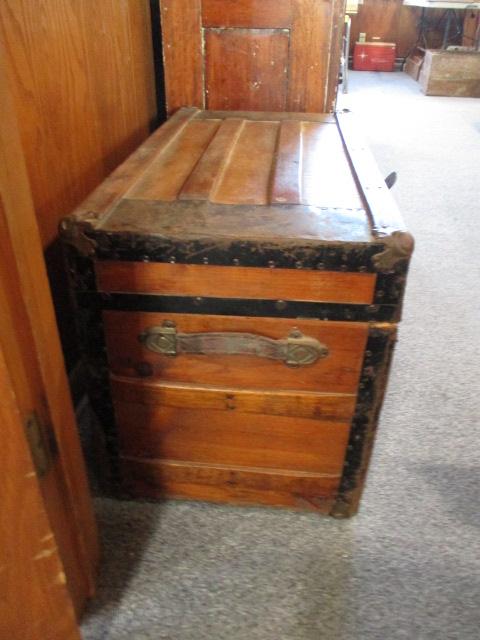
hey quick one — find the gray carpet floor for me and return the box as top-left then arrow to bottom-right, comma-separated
81,72 -> 480,640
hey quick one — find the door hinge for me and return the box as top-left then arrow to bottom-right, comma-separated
24,411 -> 57,478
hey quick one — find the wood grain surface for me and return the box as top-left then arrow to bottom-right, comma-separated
210,120 -> 280,204
0,43 -> 98,613
128,119 -> 221,201
111,376 -> 357,421
159,0 -> 343,114
160,0 -> 204,113
287,0 -> 335,112
104,311 -> 368,394
121,114 -> 364,210
205,29 -> 290,111
0,345 -> 81,640
202,0 -> 293,28
0,0 -> 156,248
96,261 -> 376,304
115,402 -> 350,474
121,457 -> 339,511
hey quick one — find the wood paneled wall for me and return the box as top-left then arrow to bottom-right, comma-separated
0,0 -> 157,249
349,0 -> 446,58
0,0 -> 157,367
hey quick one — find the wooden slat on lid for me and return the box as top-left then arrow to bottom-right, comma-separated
301,122 -> 363,209
179,118 -> 245,201
128,119 -> 221,201
211,120 -> 279,205
271,120 -> 302,205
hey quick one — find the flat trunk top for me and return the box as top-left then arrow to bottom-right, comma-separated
71,108 -> 407,246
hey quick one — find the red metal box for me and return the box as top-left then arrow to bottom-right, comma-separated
353,42 -> 396,72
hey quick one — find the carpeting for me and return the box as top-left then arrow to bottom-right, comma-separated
81,72 -> 480,640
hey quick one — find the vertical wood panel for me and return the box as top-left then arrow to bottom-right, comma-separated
0,344 -> 81,640
160,0 -> 204,114
0,36 -> 98,613
205,29 -> 290,111
287,0 -> 334,112
0,0 -> 156,249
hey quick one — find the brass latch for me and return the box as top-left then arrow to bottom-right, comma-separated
24,411 -> 56,478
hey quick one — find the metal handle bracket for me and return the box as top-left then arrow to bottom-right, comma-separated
139,322 -> 328,368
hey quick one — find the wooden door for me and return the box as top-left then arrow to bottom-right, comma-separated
0,36 -> 98,621
0,345 -> 82,640
160,0 -> 345,114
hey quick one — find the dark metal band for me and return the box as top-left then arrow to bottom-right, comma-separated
91,232 -> 383,272
330,326 -> 397,517
76,291 -> 399,323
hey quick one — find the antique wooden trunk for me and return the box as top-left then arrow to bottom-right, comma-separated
61,107 -> 414,517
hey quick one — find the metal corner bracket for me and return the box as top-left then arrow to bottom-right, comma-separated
59,216 -> 97,257
372,230 -> 415,272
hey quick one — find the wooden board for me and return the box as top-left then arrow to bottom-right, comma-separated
0,345 -> 81,640
287,0 -> 335,112
119,113 -> 364,211
111,376 -> 357,421
103,311 -> 368,394
121,457 -> 339,511
205,29 -> 290,111
202,0 -> 294,28
160,0 -> 204,112
115,401 -> 350,474
0,42 -> 98,613
96,261 -> 376,305
159,0 -> 344,114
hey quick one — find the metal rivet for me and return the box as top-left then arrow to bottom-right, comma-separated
275,300 -> 287,311
169,256 -> 176,264
376,290 -> 385,298
358,266 -> 367,272
135,362 -> 153,378
365,350 -> 372,357
295,261 -> 303,269
367,305 -> 379,313
194,297 -> 203,306
340,265 -> 348,272
268,260 -> 275,268
316,262 -> 325,270
203,257 -> 209,265
142,255 -> 150,263
232,258 -> 240,266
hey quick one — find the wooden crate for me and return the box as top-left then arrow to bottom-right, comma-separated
419,49 -> 480,97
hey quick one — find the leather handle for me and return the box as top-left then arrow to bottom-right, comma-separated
139,322 -> 328,368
